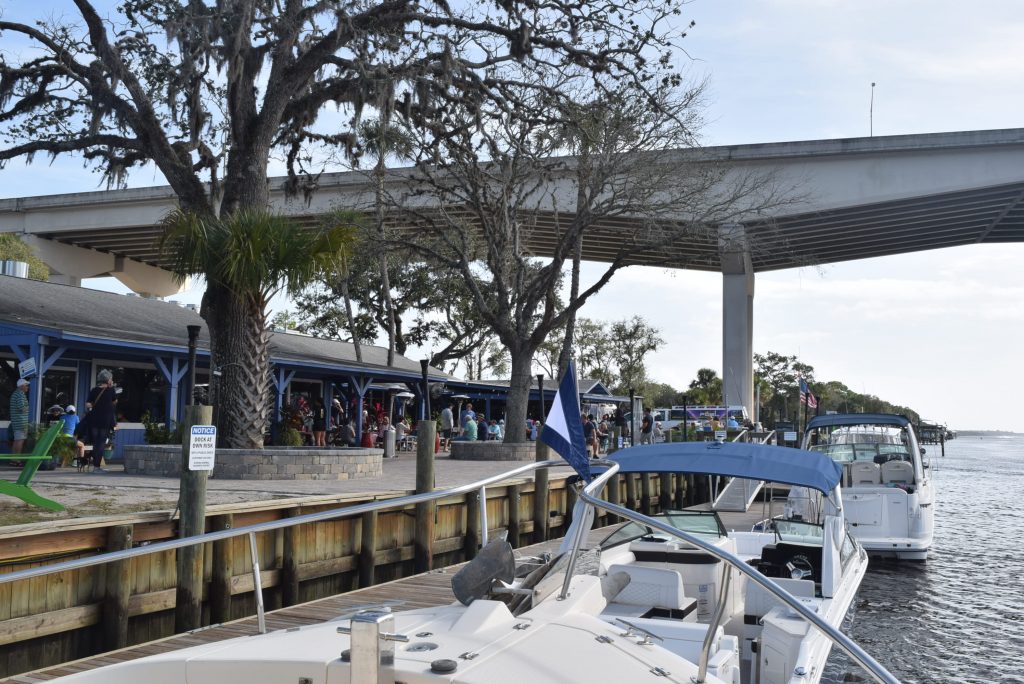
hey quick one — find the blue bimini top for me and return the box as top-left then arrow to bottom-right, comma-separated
805,413 -> 911,430
607,440 -> 843,494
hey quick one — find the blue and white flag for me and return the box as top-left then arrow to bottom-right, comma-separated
540,361 -> 590,482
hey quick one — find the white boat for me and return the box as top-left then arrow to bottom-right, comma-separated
801,414 -> 935,561
37,442 -> 894,684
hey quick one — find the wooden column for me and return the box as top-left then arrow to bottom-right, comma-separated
507,484 -> 522,548
532,440 -> 551,543
359,510 -> 378,588
414,419 -> 436,573
464,491 -> 481,560
210,514 -> 233,623
281,509 -> 301,607
103,525 -> 132,650
676,473 -> 687,509
175,404 -> 213,633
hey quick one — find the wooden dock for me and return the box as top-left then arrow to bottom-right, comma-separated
1,500 -> 784,683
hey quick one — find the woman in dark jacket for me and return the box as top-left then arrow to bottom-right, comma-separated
84,369 -> 117,472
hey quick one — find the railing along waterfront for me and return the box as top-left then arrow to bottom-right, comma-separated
0,459 -> 568,634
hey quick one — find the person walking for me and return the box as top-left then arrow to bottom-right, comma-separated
83,370 -> 117,472
640,407 -> 655,445
8,378 -> 30,454
440,403 -> 454,452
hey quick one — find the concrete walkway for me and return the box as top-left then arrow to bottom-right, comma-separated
1,451 -> 574,525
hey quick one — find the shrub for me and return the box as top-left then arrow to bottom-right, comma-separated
274,425 -> 304,447
141,412 -> 183,445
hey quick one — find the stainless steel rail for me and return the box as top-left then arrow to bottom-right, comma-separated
565,459 -> 899,684
0,459 -> 568,587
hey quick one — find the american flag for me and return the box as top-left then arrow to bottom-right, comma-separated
807,390 -> 818,410
799,378 -> 809,405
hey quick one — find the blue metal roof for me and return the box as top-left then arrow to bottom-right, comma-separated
608,441 -> 843,494
805,413 -> 911,429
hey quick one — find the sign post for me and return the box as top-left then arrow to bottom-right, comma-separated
176,325 -> 213,632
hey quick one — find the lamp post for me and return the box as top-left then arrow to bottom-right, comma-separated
682,394 -> 689,442
414,358 -> 435,572
536,374 -> 545,417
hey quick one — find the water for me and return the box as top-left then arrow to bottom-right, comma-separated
824,435 -> 1024,684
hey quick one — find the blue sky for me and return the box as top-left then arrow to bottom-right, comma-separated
2,1 -> 1023,430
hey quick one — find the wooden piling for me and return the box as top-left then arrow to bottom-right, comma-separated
175,404 -> 213,633
209,514 -> 233,623
359,510 -> 378,588
281,509 -> 301,607
507,484 -> 522,547
464,491 -> 481,560
641,474 -> 653,515
532,440 -> 552,543
625,473 -> 637,511
102,525 -> 132,650
659,473 -> 673,511
607,474 -> 621,524
414,420 -> 437,573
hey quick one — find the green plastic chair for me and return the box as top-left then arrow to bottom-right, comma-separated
0,421 -> 66,512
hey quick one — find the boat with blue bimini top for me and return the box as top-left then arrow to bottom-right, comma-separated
801,414 -> 935,561
19,442 -> 895,684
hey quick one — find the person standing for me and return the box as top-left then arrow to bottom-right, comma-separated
311,397 -> 327,447
440,403 -> 454,452
640,407 -> 655,445
8,378 -> 30,454
84,370 -> 117,472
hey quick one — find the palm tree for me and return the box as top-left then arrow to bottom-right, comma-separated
358,119 -> 414,367
161,209 -> 358,449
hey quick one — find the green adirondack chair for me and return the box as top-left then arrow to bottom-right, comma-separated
0,421 -> 66,512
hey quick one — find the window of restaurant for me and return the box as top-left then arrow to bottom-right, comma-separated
41,368 -> 77,413
93,362 -> 169,423
0,358 -> 17,421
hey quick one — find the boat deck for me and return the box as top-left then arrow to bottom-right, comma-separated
1,502 -> 784,683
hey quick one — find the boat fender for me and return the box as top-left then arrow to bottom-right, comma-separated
431,659 -> 458,674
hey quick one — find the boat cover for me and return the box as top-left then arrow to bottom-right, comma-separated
805,413 -> 911,429
607,441 -> 842,494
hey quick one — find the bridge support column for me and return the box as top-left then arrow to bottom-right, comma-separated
720,224 -> 754,415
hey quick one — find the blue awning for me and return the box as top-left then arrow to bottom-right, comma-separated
806,413 -> 910,430
607,441 -> 843,494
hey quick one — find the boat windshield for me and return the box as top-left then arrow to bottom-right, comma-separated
598,510 -> 726,550
773,519 -> 825,545
812,443 -> 912,464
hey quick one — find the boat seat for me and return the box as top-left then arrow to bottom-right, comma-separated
605,564 -> 689,611
881,460 -> 914,484
850,462 -> 881,485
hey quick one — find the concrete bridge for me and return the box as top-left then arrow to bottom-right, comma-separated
3,128 -> 1024,412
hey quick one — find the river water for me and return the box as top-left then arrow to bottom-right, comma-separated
824,435 -> 1024,684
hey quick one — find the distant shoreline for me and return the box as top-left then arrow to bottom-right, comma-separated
957,430 -> 1021,437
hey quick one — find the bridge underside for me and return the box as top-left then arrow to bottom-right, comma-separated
27,180 -> 1024,273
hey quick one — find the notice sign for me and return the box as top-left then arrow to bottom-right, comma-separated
188,425 -> 217,471
783,431 -> 798,443
714,430 -> 727,440
17,357 -> 37,378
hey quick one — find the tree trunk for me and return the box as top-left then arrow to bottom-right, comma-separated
375,163 -> 398,367
556,233 -> 584,378
210,291 -> 271,449
502,347 -> 534,444
339,276 -> 363,363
